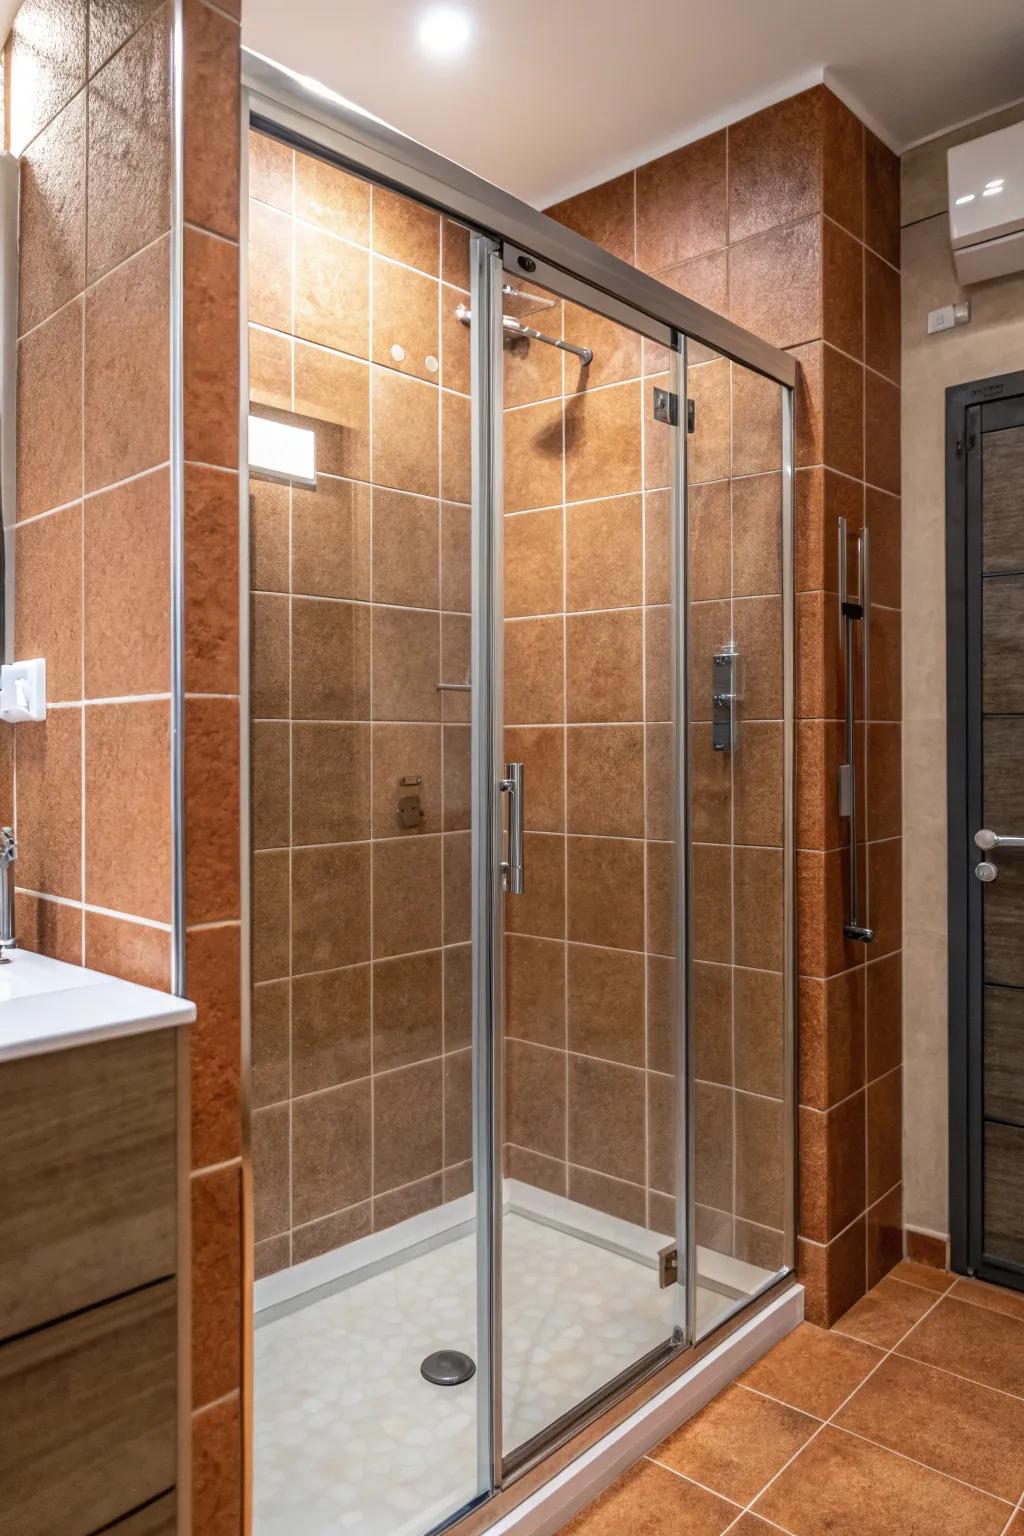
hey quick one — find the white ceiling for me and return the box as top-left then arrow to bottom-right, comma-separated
242,0 -> 1024,207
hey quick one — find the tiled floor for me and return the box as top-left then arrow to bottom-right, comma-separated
559,1263 -> 1024,1535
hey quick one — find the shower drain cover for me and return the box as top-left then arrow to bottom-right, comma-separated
421,1349 -> 476,1387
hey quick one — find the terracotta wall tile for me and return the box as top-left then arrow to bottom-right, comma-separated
866,951 -> 902,1082
18,92 -> 87,334
189,924 -> 242,1168
293,1079 -> 372,1218
9,0 -> 87,153
822,217 -> 863,359
728,88 -> 823,243
569,1056 -> 645,1185
729,216 -> 822,349
372,257 -> 439,381
185,465 -> 240,693
248,203 -> 292,333
86,7 -> 171,283
84,467 -> 170,698
84,909 -> 171,989
295,223 -> 369,357
16,710 -> 83,900
798,968 -> 866,1111
866,1182 -> 902,1286
15,503 -> 82,702
17,298 -> 83,520
864,252 -> 901,383
505,507 -> 563,617
191,1392 -> 242,1536
867,1066 -> 902,1204
372,187 -> 439,275
191,1162 -> 242,1408
183,0 -> 241,240
506,1038 -> 566,1161
85,700 -> 172,921
822,344 -> 864,479
864,131 -> 901,267
16,891 -> 83,964
373,1061 -> 443,1191
184,226 -> 239,469
636,132 -> 727,270
250,129 -> 293,213
292,966 -> 370,1094
865,371 -> 901,495
822,89 -> 865,240
547,172 -> 635,265
185,696 -> 240,925
84,236 -> 170,493
295,151 -> 368,241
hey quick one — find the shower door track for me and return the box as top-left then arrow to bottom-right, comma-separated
240,48 -> 797,1536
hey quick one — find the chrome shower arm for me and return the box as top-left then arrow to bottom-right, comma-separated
455,303 -> 593,366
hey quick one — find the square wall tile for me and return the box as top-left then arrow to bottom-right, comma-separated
292,476 -> 370,601
372,368 -> 439,496
292,966 -> 371,1095
729,216 -> 821,351
85,237 -> 169,493
18,92 -> 86,335
293,343 -> 370,481
295,150 -> 369,242
292,1079 -> 372,1223
16,711 -> 83,900
85,700 -> 172,922
84,466 -> 169,698
292,842 -> 370,973
636,131 -> 727,269
728,87 -> 823,244
185,464 -> 240,695
15,502 -> 82,703
87,7 -> 171,283
372,257 -> 439,382
83,910 -> 171,988
292,722 -> 371,844
294,222 -> 369,357
188,923 -> 241,1169
184,226 -> 239,470
184,696 -> 240,925
372,187 -> 439,275
191,1163 -> 241,1407
569,1056 -> 645,1185
565,381 -> 642,502
183,0 -> 241,242
506,1038 -> 566,1161
547,172 -> 635,266
18,298 -> 83,520
374,1060 -> 444,1192
248,203 -> 292,333
9,0 -> 87,153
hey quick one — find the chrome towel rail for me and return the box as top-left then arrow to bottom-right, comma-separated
838,516 -> 874,944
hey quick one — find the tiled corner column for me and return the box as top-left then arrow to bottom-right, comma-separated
179,1 -> 245,1530
550,85 -> 904,1325
7,0 -> 245,1526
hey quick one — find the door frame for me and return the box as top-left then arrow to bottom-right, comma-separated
946,367 -> 1024,1285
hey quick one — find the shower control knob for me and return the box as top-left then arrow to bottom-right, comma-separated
975,860 -> 998,883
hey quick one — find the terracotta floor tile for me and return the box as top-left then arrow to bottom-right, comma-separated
896,1296 -> 1024,1399
740,1323 -> 883,1419
884,1260 -> 954,1295
835,1353 -> 1024,1502
557,1459 -> 738,1535
653,1384 -> 817,1505
949,1276 -> 1024,1323
754,1426 -> 1011,1536
728,1518 -> 792,1535
832,1276 -> 938,1350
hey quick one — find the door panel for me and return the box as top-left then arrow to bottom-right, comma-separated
982,576 -> 1024,713
981,426 -> 1024,571
497,265 -> 685,1465
983,986 -> 1024,1127
985,1122 -> 1024,1266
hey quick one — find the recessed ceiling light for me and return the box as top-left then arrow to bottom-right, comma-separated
418,5 -> 472,58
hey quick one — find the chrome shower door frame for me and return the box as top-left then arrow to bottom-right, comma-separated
240,49 -> 798,1536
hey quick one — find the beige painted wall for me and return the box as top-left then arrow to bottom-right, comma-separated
901,103 -> 1024,1239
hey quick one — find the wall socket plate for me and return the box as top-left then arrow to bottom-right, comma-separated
0,658 -> 46,722
927,300 -> 971,335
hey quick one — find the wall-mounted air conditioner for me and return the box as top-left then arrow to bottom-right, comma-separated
948,119 -> 1024,285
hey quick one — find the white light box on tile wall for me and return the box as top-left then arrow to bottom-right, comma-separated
248,415 -> 316,487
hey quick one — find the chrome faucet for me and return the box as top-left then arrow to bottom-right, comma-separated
0,827 -> 16,960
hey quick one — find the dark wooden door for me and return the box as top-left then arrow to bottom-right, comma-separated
950,374 -> 1024,1289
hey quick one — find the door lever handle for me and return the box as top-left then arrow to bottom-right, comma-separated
975,829 -> 1024,851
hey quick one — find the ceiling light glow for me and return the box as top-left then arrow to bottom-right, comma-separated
418,5 -> 472,58
985,178 -> 1004,188
955,193 -> 975,205
983,185 -> 1003,197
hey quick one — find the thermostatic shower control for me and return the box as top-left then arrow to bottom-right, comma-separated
712,647 -> 738,753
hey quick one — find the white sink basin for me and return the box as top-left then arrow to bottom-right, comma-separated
0,949 -> 194,1062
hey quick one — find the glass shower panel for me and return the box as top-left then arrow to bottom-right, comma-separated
498,275 -> 684,1458
686,342 -> 789,1339
247,130 -> 487,1535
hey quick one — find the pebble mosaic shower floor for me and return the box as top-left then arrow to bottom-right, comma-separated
254,1212 -> 738,1535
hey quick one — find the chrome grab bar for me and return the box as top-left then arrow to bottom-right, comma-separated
501,763 -> 524,895
838,517 -> 874,943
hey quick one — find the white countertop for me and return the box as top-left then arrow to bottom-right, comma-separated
0,949 -> 195,1063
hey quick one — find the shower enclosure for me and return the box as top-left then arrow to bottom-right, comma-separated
244,51 -> 796,1536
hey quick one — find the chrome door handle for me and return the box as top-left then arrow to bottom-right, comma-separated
975,829 -> 1024,851
501,763 -> 524,894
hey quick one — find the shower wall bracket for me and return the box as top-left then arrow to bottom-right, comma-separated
712,647 -> 738,753
838,516 -> 874,944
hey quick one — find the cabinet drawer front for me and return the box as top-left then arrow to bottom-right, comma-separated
0,1280 -> 177,1536
0,1031 -> 177,1338
107,1492 -> 177,1534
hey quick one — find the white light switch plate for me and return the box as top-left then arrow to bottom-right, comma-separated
0,657 -> 46,722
